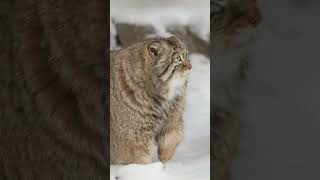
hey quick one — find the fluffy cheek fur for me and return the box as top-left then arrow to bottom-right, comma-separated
166,69 -> 191,100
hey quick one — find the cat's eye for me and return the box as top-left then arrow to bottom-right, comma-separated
173,53 -> 182,64
177,57 -> 182,64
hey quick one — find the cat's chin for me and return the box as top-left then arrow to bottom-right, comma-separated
166,74 -> 188,101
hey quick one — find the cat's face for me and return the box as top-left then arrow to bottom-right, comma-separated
145,36 -> 192,99
146,37 -> 192,82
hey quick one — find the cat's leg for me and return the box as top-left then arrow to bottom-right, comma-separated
156,116 -> 183,163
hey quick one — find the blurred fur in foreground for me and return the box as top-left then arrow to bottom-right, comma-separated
211,0 -> 263,179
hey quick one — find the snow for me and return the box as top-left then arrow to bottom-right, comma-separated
110,53 -> 210,180
231,1 -> 320,180
110,0 -> 210,42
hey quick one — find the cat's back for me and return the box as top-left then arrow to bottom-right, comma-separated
110,50 -> 120,64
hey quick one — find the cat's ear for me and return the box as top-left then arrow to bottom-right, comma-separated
148,41 -> 162,56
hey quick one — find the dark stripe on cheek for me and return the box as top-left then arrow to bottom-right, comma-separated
167,64 -> 180,80
169,65 -> 178,78
160,62 -> 172,77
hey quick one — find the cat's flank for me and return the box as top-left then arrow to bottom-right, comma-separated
110,37 -> 192,165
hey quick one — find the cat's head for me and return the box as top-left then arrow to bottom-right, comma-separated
145,36 -> 192,82
144,36 -> 192,99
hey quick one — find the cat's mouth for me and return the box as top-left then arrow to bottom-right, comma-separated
172,61 -> 192,79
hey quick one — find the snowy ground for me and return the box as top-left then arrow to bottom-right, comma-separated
232,0 -> 320,180
110,1 -> 210,180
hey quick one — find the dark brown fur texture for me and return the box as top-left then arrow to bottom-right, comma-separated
110,37 -> 192,164
212,0 -> 263,50
211,0 -> 262,179
0,0 -> 108,179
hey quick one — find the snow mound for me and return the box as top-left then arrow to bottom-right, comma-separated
110,0 -> 210,42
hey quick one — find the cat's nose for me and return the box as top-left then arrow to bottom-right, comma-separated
183,61 -> 192,70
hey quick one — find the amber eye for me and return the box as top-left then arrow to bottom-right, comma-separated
177,56 -> 182,63
173,53 -> 182,64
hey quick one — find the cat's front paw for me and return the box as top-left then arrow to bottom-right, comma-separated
158,147 -> 176,163
157,128 -> 183,163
